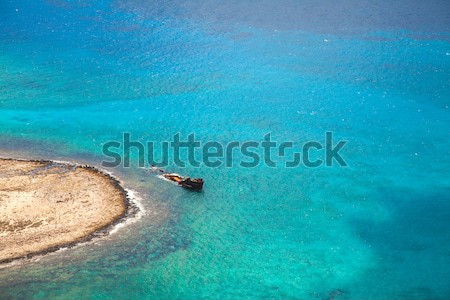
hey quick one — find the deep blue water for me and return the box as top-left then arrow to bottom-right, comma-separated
0,1 -> 449,299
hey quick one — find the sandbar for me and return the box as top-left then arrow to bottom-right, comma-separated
0,158 -> 130,264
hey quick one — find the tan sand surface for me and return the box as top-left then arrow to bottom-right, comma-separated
0,158 -> 128,263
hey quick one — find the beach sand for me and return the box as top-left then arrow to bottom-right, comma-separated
0,158 -> 129,264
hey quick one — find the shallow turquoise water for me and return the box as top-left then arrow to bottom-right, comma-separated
0,1 -> 449,299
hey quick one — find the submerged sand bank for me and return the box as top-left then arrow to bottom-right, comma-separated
0,158 -> 130,264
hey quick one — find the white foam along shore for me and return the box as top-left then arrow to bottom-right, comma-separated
0,158 -> 145,266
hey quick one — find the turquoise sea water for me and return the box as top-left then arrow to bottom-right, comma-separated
1,1 -> 449,299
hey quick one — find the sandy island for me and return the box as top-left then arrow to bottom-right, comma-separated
0,158 -> 130,264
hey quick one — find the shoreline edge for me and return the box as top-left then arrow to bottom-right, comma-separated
0,157 -> 143,266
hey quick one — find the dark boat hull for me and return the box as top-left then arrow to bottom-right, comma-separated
180,179 -> 204,191
162,173 -> 204,191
